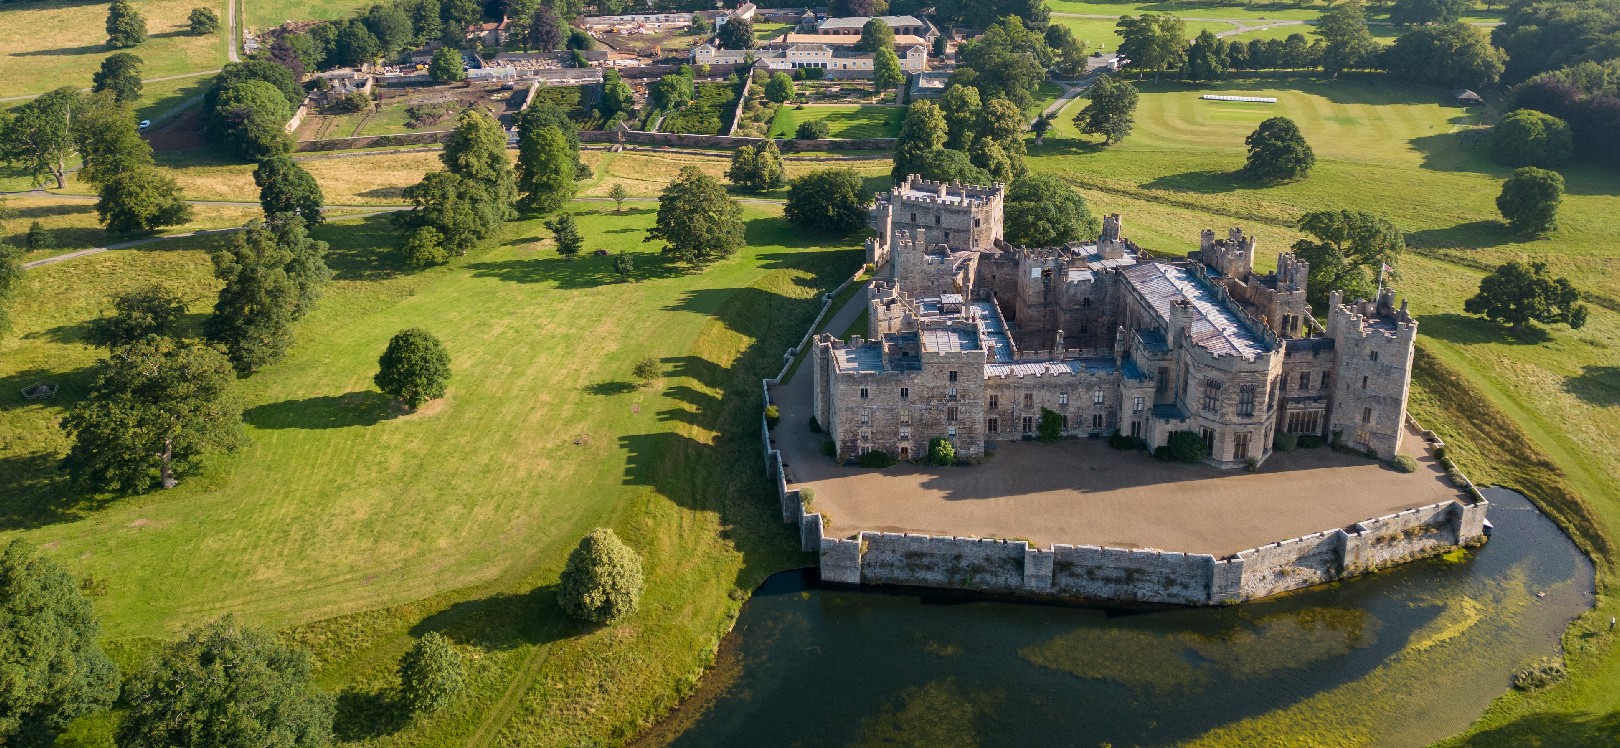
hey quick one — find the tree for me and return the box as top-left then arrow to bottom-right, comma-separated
969,137 -> 1014,182
269,213 -> 332,319
1117,13 -> 1187,80
1383,23 -> 1504,91
1491,109 -> 1574,168
548,212 -> 583,258
952,16 -> 1050,107
784,168 -> 870,234
334,20 -> 381,67
106,0 -> 147,49
726,139 -> 785,191
398,633 -> 465,715
764,71 -> 795,103
398,172 -> 503,255
598,69 -> 634,119
25,221 -> 50,251
1290,210 -> 1405,308
1242,116 -> 1315,183
188,6 -> 219,34
73,92 -> 154,185
632,355 -> 659,382
913,148 -> 992,184
442,108 -> 517,215
1184,29 -> 1228,82
62,336 -> 245,492
210,80 -> 294,160
363,3 -> 416,56
88,284 -> 189,348
649,69 -> 694,110
927,437 -> 956,466
1497,166 -> 1565,235
429,45 -> 466,82
939,83 -> 983,151
557,528 -> 645,624
204,216 -> 328,375
118,617 -> 333,748
646,167 -> 745,266
96,168 -> 193,234
1031,113 -> 1052,144
0,540 -> 119,747
1045,23 -> 1089,78
1004,173 -> 1098,247
401,225 -> 449,269
796,119 -> 831,139
1464,260 -> 1588,332
1315,0 -> 1377,76
1493,0 -> 1620,83
375,328 -> 451,408
254,156 -> 325,226
1074,75 -> 1138,144
858,17 -> 896,54
515,124 -> 575,214
891,99 -> 947,181
93,52 -> 144,103
521,4 -> 565,51
716,15 -> 755,50
608,183 -> 628,212
873,46 -> 905,94
614,251 -> 633,278
1,88 -> 80,189
1389,0 -> 1468,26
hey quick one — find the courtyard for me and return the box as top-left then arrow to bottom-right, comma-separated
772,365 -> 1466,556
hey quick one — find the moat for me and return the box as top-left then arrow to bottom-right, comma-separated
660,489 -> 1590,747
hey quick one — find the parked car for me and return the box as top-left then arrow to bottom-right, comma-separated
138,119 -> 151,130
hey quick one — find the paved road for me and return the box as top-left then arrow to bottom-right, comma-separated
227,0 -> 241,63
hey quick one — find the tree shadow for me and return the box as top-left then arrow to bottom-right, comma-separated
1458,709 -> 1620,748
332,687 -> 409,742
410,584 -> 572,651
1405,221 -> 1516,250
1564,366 -> 1620,406
1409,128 -> 1502,176
1418,313 -> 1553,346
583,380 -> 637,396
466,251 -> 687,288
354,187 -> 406,200
243,391 -> 392,430
12,43 -> 105,57
1141,169 -> 1249,195
311,213 -> 405,281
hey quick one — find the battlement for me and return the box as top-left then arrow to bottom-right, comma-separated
886,174 -> 1006,207
1327,288 -> 1418,343
1198,226 -> 1257,281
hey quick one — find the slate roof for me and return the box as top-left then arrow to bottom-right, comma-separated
1122,263 -> 1270,360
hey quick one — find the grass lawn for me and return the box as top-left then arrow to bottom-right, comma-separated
753,21 -> 792,41
0,0 -> 229,99
1030,73 -> 1620,745
1050,16 -> 1234,51
245,0 -> 373,29
766,105 -> 904,139
0,202 -> 860,745
579,150 -> 894,199
2,195 -> 261,262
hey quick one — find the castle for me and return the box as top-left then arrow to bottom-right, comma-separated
811,176 -> 1418,468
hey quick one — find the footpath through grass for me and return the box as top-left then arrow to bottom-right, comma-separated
0,202 -> 858,745
1031,73 -> 1620,746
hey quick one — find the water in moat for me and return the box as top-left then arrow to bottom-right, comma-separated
662,489 -> 1591,748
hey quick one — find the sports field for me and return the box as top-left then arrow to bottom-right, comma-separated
1036,75 -> 1620,745
767,105 -> 905,139
0,0 -> 228,100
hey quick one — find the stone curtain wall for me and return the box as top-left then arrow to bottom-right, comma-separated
581,128 -> 897,151
296,130 -> 453,152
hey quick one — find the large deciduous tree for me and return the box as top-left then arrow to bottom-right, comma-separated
873,46 -> 905,94
205,216 -> 329,375
105,0 -> 147,49
763,71 -> 795,103
1315,0 -> 1377,76
118,617 -> 333,748
398,632 -> 465,715
375,328 -> 451,408
254,156 -> 326,226
397,172 -> 503,255
858,17 -> 895,54
1,88 -> 81,189
1383,23 -> 1504,91
1117,13 -> 1187,81
93,52 -> 144,103
188,6 -> 219,34
913,148 -> 992,184
210,80 -> 295,160
646,166 -> 745,266
557,528 -> 645,624
1389,0 -> 1469,26
62,336 -> 245,492
784,168 -> 871,234
1289,210 -> 1405,308
1074,75 -> 1139,145
0,540 -> 119,747
726,139 -> 785,191
891,99 -> 947,182
88,284 -> 190,348
716,14 -> 755,50
1004,174 -> 1099,248
598,69 -> 635,119
1497,166 -> 1565,235
1464,260 -> 1588,332
1183,29 -> 1228,82
73,92 -> 155,185
951,16 -> 1050,107
1490,109 -> 1574,168
429,45 -> 466,82
1242,116 -> 1315,183
96,168 -> 193,234
515,124 -> 575,214
442,108 -> 517,216
1045,23 -> 1089,78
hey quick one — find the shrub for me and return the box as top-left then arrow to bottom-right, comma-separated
1364,447 -> 1379,459
632,356 -> 660,382
1159,431 -> 1208,463
764,404 -> 780,428
1037,408 -> 1063,442
1447,467 -> 1469,487
1108,431 -> 1144,451
1297,434 -> 1325,449
1433,445 -> 1448,463
807,415 -> 822,433
926,437 -> 956,466
1391,454 -> 1419,473
820,439 -> 836,458
557,528 -> 645,624
1512,658 -> 1567,691
799,487 -> 816,507
1245,457 -> 1259,472
398,632 -> 464,715
796,119 -> 831,139
1273,431 -> 1298,452
857,450 -> 896,468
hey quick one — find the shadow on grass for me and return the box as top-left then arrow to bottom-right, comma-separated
354,187 -> 406,200
1405,221 -> 1516,250
333,687 -> 410,742
243,391 -> 392,430
311,213 -> 405,281
1565,366 -> 1620,406
1141,169 -> 1250,194
411,584 -> 570,651
583,380 -> 638,396
1418,313 -> 1553,346
1457,709 -> 1620,748
466,251 -> 686,288
11,43 -> 105,57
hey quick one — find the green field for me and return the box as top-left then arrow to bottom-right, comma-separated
246,0 -> 373,29
1050,16 -> 1233,51
767,105 -> 904,139
0,200 -> 854,744
1047,0 -> 1505,25
1036,75 -> 1620,744
0,0 -> 229,100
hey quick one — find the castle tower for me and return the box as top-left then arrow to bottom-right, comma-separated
883,174 -> 1005,253
1324,288 -> 1417,459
